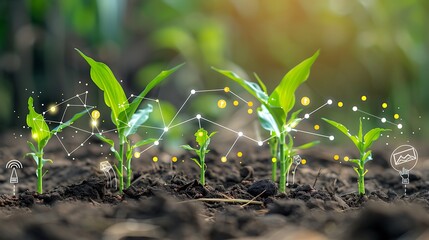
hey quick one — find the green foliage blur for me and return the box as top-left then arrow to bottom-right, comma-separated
0,0 -> 427,139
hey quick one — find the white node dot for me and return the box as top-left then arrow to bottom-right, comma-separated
286,127 -> 292,132
352,106 -> 358,112
381,118 -> 387,123
304,114 -> 310,119
131,94 -> 134,97
164,127 -> 169,132
327,99 -> 333,105
238,132 -> 243,137
154,141 -> 160,145
329,136 -> 335,141
191,90 -> 196,94
68,154 -> 71,156
196,114 -> 202,119
258,141 -> 263,146
398,124 -> 403,129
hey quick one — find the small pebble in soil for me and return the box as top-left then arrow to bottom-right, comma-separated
239,166 -> 254,180
247,179 -> 277,198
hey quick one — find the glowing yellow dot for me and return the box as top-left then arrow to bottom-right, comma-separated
301,159 -> 307,165
333,155 -> 339,161
233,100 -> 239,106
382,102 -> 388,109
32,133 -> 38,140
237,152 -> 243,157
134,152 -> 141,158
247,109 -> 253,114
301,97 -> 310,106
394,113 -> 400,119
361,96 -> 367,101
344,156 -> 349,161
272,157 -> 277,163
224,87 -> 230,93
217,99 -> 227,109
152,156 -> 158,162
48,104 -> 58,114
314,125 -> 320,131
221,156 -> 227,163
172,156 -> 178,162
247,101 -> 254,107
338,102 -> 343,108
91,110 -> 101,120
91,120 -> 98,127
198,131 -> 204,137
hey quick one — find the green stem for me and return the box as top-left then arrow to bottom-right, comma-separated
126,157 -> 131,188
200,156 -> 205,185
37,152 -> 43,194
279,133 -> 286,193
358,154 -> 365,195
118,142 -> 125,193
272,161 -> 277,182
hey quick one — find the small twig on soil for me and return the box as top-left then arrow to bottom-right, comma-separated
313,168 -> 322,189
240,190 -> 266,208
178,198 -> 264,205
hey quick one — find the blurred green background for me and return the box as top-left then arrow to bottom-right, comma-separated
0,0 -> 427,140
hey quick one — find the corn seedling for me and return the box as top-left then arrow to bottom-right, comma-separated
181,128 -> 216,185
26,97 -> 88,194
76,49 -> 183,193
323,118 -> 390,195
213,50 -> 320,193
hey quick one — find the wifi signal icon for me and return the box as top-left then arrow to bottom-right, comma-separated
6,159 -> 23,184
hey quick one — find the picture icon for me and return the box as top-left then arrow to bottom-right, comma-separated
392,146 -> 418,165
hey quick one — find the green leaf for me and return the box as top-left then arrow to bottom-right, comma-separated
257,105 -> 281,137
195,128 -> 209,147
27,141 -> 37,153
75,49 -> 129,126
190,158 -> 202,169
26,153 -> 39,165
181,145 -> 196,151
253,72 -> 267,94
363,151 -> 373,164
270,50 -> 319,116
322,118 -> 359,148
212,67 -> 269,103
27,97 -> 51,150
43,158 -> 53,164
363,128 -> 390,150
124,104 -> 153,137
119,63 -> 184,124
96,134 -> 115,148
358,118 -> 363,142
133,138 -> 157,148
295,140 -> 320,150
51,109 -> 88,135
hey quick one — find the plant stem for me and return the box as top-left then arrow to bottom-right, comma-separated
358,154 -> 365,195
270,139 -> 278,182
279,133 -> 286,193
200,156 -> 205,185
37,152 -> 43,194
118,142 -> 125,193
126,157 -> 131,188
272,161 -> 277,182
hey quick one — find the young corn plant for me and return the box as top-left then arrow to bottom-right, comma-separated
181,128 -> 216,185
213,50 -> 320,193
323,118 -> 390,195
76,49 -> 183,193
26,97 -> 88,194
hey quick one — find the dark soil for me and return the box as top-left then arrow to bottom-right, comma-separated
1,132 -> 429,240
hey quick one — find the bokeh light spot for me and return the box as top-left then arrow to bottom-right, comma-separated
301,97 -> 310,106
217,99 -> 227,109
